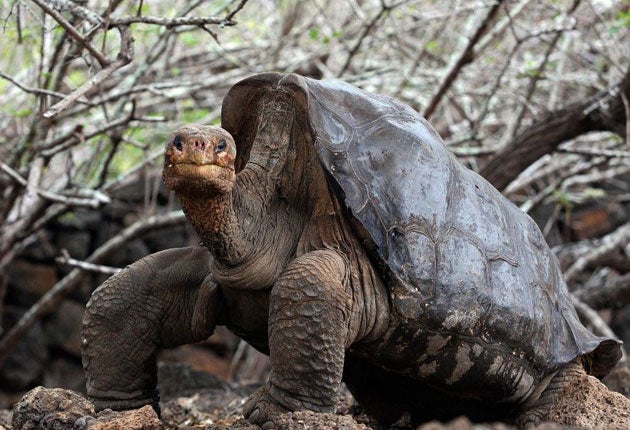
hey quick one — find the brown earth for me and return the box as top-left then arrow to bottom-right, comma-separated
2,362 -> 629,430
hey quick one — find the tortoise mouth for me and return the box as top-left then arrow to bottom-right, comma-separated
163,160 -> 236,196
166,162 -> 233,177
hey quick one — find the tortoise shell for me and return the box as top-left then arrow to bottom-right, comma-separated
221,73 -> 621,381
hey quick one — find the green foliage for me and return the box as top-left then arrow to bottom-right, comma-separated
426,40 -> 439,54
610,10 -> 630,34
181,32 -> 199,47
182,108 -> 211,123
68,70 -> 88,88
552,189 -> 575,210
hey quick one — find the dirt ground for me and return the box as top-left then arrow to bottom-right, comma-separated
1,362 -> 628,429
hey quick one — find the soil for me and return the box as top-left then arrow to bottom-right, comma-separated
1,362 -> 629,430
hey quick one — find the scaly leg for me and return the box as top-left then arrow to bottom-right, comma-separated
82,246 -> 222,413
243,249 -> 354,426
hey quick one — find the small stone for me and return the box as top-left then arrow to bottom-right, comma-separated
87,405 -> 160,429
12,386 -> 94,430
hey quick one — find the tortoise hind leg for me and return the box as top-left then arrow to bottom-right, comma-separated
517,359 -> 630,429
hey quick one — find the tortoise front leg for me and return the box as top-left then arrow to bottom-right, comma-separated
82,246 -> 222,413
243,249 -> 354,426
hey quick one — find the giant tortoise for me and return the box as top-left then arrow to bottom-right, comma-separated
82,73 -> 625,428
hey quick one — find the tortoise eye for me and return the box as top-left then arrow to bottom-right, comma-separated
216,139 -> 227,153
173,135 -> 183,151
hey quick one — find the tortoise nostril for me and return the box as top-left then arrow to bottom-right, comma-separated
173,135 -> 183,151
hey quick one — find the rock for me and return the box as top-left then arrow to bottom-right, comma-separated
603,362 -> 630,398
157,362 -> 232,402
158,364 -> 255,429
271,411 -> 370,430
610,305 -> 630,349
42,357 -> 86,394
84,405 -> 160,430
0,308 -> 48,390
6,260 -> 58,304
54,229 -> 91,261
546,371 -> 630,428
143,224 -> 198,253
12,386 -> 94,430
158,344 -> 232,382
44,300 -> 84,357
0,409 -> 12,429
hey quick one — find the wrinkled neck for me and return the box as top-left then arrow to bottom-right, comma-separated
178,189 -> 250,266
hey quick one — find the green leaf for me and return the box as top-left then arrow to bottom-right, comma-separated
183,108 -> 210,123
182,33 -> 199,47
426,40 -> 439,54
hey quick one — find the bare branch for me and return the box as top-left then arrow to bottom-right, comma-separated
564,223 -> 630,286
0,162 -> 110,208
556,147 -> 630,158
481,72 -> 630,190
622,90 -> 630,150
48,0 -> 104,26
0,70 -> 90,103
39,110 -> 134,158
30,0 -> 108,67
0,210 -> 187,365
575,272 -> 630,310
55,249 -> 121,275
42,26 -> 134,118
109,15 -> 232,27
223,0 -> 250,26
422,1 -> 505,119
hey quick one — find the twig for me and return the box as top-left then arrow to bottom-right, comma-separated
556,147 -> 630,158
422,0 -> 505,119
564,223 -> 630,286
48,0 -> 104,26
0,162 -> 111,208
575,272 -> 630,310
223,0 -> 250,26
337,1 -> 398,77
0,210 -> 187,365
40,111 -> 134,158
56,249 -> 121,275
109,15 -> 233,27
0,70 -> 91,103
621,90 -> 630,150
42,26 -> 134,118
30,0 -> 108,67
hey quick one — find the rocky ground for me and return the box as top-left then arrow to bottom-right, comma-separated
1,361 -> 628,430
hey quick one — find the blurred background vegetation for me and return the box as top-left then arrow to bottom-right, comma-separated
0,0 -> 628,410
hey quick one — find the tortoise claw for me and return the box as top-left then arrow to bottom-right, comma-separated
242,386 -> 289,427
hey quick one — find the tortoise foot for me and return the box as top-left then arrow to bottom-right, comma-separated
242,386 -> 290,429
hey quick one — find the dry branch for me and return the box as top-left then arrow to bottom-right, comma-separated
480,71 -> 630,191
42,26 -> 134,119
575,273 -> 630,310
564,223 -> 630,286
0,210 -> 187,365
30,0 -> 108,67
0,162 -> 110,208
422,0 -> 504,119
55,249 -> 122,275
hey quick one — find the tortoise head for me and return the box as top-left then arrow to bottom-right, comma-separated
163,124 -> 236,197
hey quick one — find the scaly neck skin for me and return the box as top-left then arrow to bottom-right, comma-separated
178,186 -> 251,267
